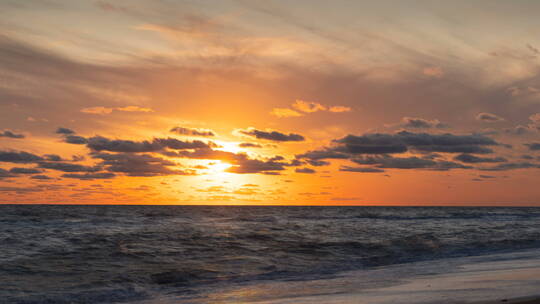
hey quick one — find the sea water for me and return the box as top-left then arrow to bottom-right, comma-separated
1,205 -> 540,303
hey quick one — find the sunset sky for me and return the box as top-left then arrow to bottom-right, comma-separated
1,0 -> 540,205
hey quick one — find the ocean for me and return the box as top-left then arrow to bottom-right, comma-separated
1,205 -> 540,303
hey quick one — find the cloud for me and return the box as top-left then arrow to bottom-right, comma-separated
524,142 -> 540,151
505,125 -> 530,135
232,188 -> 259,195
55,127 -> 75,135
333,131 -> 499,155
340,166 -> 385,173
167,148 -> 301,174
270,108 -> 303,118
9,167 -> 42,174
238,142 -> 262,148
331,196 -> 361,201
334,134 -> 408,154
54,127 -> 88,144
292,100 -> 327,113
170,126 -> 215,137
43,154 -> 64,162
400,117 -> 447,129
480,162 -> 540,171
352,155 -> 472,170
295,167 -> 316,174
30,175 -> 53,180
81,107 -> 114,115
0,151 -> 43,163
38,162 -> 101,173
527,43 -> 540,55
297,131 -> 504,172
61,172 -> 116,180
476,112 -> 505,122
93,152 -> 194,176
271,100 -> 351,117
296,148 -> 350,160
238,128 -> 305,142
0,168 -> 16,179
305,159 -> 331,166
164,148 -> 237,161
115,106 -> 154,112
0,187 -> 40,193
454,154 -> 507,163
328,106 -> 351,113
225,155 -> 288,174
423,66 -> 444,78
85,136 -> 213,152
81,106 -> 153,115
65,135 -> 88,145
0,130 -> 24,139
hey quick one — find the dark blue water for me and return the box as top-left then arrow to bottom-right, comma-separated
1,205 -> 540,303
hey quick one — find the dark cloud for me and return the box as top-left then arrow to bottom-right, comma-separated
65,135 -> 88,145
340,166 -> 385,173
335,131 -> 499,155
305,159 -> 330,166
164,148 -> 237,161
0,151 -> 43,163
480,162 -> 540,171
0,187 -> 40,193
93,152 -> 193,176
524,143 -> 540,151
55,127 -> 75,135
226,156 -> 288,174
295,167 -> 316,174
9,167 -> 42,174
85,136 -> 213,152
454,154 -> 507,163
400,117 -> 447,129
239,128 -> 305,142
297,131 -> 501,175
30,174 -> 54,180
61,172 -> 116,180
170,126 -> 215,137
0,168 -> 16,179
335,134 -> 408,154
0,130 -> 25,138
504,125 -> 530,135
239,142 -> 263,148
85,136 -> 162,152
352,155 -> 472,170
43,154 -> 64,162
38,161 -> 101,173
476,112 -> 505,122
296,148 -> 351,161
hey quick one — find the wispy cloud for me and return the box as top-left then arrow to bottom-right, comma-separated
271,100 -> 351,118
81,106 -> 154,115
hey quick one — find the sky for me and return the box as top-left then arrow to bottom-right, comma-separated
1,0 -> 540,205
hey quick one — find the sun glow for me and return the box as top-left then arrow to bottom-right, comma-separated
209,161 -> 232,173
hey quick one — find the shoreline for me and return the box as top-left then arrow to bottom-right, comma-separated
173,248 -> 540,304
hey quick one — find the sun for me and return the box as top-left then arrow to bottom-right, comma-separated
209,161 -> 232,173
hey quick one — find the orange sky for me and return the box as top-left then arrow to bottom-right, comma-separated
1,1 -> 540,205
